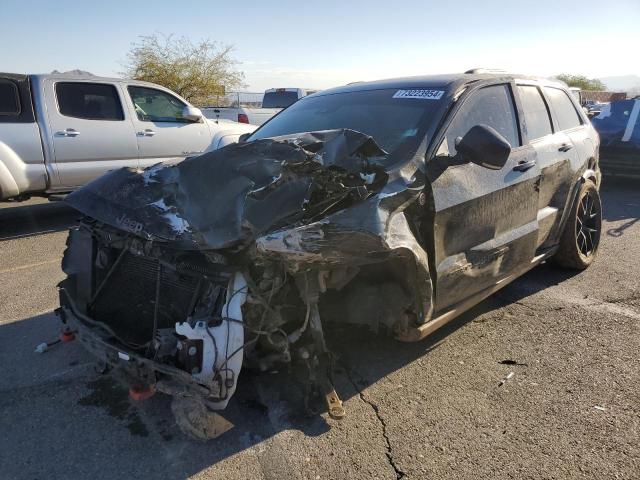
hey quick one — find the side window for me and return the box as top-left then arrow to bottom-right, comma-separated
439,84 -> 520,156
56,82 -> 124,120
128,86 -> 187,122
544,87 -> 582,131
517,85 -> 553,141
0,80 -> 20,115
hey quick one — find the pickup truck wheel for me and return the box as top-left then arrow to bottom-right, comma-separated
551,181 -> 602,270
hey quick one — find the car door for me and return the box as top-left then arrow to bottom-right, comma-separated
536,86 -> 587,250
43,80 -> 139,188
427,83 -> 541,313
125,85 -> 211,169
514,83 -> 573,251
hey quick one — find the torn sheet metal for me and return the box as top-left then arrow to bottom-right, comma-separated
65,129 -> 390,250
64,128 -> 435,324
65,128 -> 434,322
60,128 -> 436,438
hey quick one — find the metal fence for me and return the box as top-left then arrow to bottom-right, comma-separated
581,91 -> 627,103
203,92 -> 265,108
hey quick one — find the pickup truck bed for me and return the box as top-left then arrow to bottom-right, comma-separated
202,106 -> 280,126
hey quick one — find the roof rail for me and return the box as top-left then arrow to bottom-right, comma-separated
464,68 -> 508,74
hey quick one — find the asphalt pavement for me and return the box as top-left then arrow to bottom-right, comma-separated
0,182 -> 638,480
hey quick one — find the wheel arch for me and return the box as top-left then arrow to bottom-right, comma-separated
552,172 -> 595,252
582,163 -> 600,188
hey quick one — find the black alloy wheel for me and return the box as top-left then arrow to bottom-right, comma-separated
575,187 -> 601,258
551,181 -> 602,270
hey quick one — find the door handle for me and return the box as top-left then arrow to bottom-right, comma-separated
558,143 -> 573,152
137,129 -> 156,137
56,128 -> 80,137
513,159 -> 537,172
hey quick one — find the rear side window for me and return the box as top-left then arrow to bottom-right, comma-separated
441,84 -> 520,155
0,80 -> 20,115
517,85 -> 553,140
544,87 -> 582,131
56,83 -> 124,120
128,86 -> 188,122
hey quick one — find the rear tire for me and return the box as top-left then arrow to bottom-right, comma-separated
551,181 -> 602,270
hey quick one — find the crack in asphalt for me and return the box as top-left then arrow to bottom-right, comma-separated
606,294 -> 640,305
342,364 -> 406,480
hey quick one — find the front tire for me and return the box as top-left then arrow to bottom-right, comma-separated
551,181 -> 602,270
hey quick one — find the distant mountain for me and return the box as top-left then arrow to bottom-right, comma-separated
598,75 -> 640,92
51,69 -> 94,76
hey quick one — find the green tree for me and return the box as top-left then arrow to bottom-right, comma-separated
123,33 -> 245,106
555,74 -> 606,91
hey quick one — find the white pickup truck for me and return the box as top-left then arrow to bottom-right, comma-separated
202,105 -> 280,126
0,73 -> 256,201
202,88 -> 318,126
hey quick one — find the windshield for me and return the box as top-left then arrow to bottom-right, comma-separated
249,88 -> 444,159
262,91 -> 299,108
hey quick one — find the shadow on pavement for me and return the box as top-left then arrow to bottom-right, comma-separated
0,256 -> 580,479
0,200 -> 78,240
4,178 -> 627,478
600,176 -> 640,237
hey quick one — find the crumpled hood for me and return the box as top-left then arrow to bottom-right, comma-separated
65,129 -> 389,250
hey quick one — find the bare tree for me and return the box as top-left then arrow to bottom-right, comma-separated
555,74 -> 606,91
123,33 -> 246,106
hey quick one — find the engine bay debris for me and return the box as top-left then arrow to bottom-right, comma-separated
58,129 -> 434,438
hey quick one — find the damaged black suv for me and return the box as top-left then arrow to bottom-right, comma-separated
58,73 -> 601,438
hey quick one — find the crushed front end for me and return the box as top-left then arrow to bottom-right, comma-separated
58,129 -> 434,438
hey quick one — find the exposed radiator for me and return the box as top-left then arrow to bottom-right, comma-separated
92,250 -> 206,345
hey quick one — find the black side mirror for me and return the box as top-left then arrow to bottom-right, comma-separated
455,124 -> 511,170
238,133 -> 251,143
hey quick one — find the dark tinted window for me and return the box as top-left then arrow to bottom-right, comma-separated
128,86 -> 187,122
0,80 -> 20,115
518,85 -> 553,140
56,83 -> 124,120
441,84 -> 520,156
262,91 -> 299,108
544,87 -> 582,131
249,88 -> 444,160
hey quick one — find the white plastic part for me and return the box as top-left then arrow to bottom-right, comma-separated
34,342 -> 48,354
175,272 -> 247,409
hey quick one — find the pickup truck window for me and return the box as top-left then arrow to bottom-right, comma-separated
128,86 -> 188,123
544,87 -> 583,131
0,79 -> 20,115
517,85 -> 553,141
262,91 -> 299,108
439,84 -> 520,156
56,82 -> 125,121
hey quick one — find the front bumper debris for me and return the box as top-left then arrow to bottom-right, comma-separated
58,129 -> 436,438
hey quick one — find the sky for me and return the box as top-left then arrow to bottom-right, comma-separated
1,0 -> 638,92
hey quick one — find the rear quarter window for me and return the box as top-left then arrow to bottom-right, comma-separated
544,87 -> 582,131
517,85 -> 553,141
0,79 -> 20,115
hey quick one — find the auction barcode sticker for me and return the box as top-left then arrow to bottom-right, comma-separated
393,89 -> 444,100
